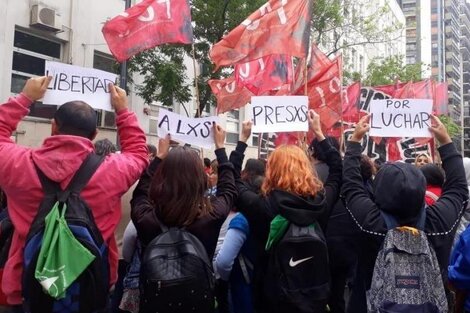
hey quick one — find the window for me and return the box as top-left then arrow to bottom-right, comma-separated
93,51 -> 119,128
11,29 -> 62,119
226,110 -> 240,144
93,51 -> 116,73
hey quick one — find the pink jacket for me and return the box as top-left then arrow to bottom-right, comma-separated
0,94 -> 149,304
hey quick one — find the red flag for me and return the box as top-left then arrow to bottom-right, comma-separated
210,0 -> 312,70
235,55 -> 293,95
342,82 -> 361,123
208,77 -> 253,114
293,43 -> 332,91
102,0 -> 193,62
274,132 -> 301,146
296,56 -> 342,129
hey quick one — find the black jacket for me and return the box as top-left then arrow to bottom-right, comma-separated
131,148 -> 238,259
232,139 -> 342,311
342,141 -> 469,284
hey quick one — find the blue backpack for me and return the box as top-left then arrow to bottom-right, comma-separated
22,154 -> 109,313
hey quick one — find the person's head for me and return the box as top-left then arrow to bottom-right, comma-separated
149,147 -> 211,227
242,158 -> 266,191
360,155 -> 376,181
52,101 -> 97,140
94,139 -> 117,156
203,158 -> 211,168
262,145 -> 323,197
414,153 -> 431,168
420,163 -> 445,188
147,144 -> 157,160
209,160 -> 218,187
374,162 -> 426,225
309,136 -> 340,162
242,159 -> 265,180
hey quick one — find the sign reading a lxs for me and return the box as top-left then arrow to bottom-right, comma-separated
369,99 -> 433,138
249,96 -> 309,133
157,109 -> 220,149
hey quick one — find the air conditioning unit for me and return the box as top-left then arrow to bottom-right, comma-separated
30,4 -> 61,32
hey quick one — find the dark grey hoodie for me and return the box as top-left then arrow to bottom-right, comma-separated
373,162 -> 427,225
342,141 -> 468,293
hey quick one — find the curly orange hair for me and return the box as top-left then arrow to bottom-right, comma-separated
262,145 -> 323,197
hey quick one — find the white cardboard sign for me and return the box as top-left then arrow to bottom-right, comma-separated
369,99 -> 433,138
157,109 -> 221,149
43,61 -> 118,111
248,96 -> 309,133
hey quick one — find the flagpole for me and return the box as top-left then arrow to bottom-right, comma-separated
116,0 -> 132,150
191,43 -> 201,117
303,45 -> 310,152
339,55 -> 345,155
191,42 -> 205,159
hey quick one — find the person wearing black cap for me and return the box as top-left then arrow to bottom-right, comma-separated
342,114 -> 468,310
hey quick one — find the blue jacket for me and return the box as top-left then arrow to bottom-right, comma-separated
449,225 -> 470,311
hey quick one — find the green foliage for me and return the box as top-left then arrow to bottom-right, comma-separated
439,115 -> 461,138
363,55 -> 424,86
343,70 -> 362,83
127,46 -> 191,107
314,0 -> 404,56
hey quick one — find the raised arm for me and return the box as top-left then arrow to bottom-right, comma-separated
0,77 -> 51,187
342,115 -> 386,233
209,124 -> 238,220
130,136 -> 168,246
229,121 -> 252,179
426,115 -> 468,233
308,110 -> 343,221
105,84 -> 149,194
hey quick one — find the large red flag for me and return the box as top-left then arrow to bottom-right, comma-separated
235,55 -> 293,95
102,0 -> 193,62
294,43 -> 332,91
210,0 -> 312,70
208,77 -> 253,114
296,56 -> 342,129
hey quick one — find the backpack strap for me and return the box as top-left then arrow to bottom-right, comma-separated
62,153 -> 105,198
34,153 -> 104,202
35,165 -> 61,196
381,206 -> 427,231
238,254 -> 253,284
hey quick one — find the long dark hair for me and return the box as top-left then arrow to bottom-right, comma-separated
149,147 -> 212,227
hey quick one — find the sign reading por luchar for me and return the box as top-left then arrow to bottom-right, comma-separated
369,99 -> 433,138
249,96 -> 309,133
43,61 -> 118,111
157,109 -> 221,149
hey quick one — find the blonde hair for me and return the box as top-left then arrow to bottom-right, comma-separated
414,153 -> 432,166
262,145 -> 323,197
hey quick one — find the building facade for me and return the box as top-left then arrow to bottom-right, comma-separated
431,0 -> 464,152
461,0 -> 470,156
337,0 -> 406,80
401,0 -> 432,77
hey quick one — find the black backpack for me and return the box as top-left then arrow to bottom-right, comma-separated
263,219 -> 330,313
140,225 -> 215,313
22,154 -> 109,313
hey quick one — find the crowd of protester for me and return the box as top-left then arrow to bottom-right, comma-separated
0,76 -> 469,313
